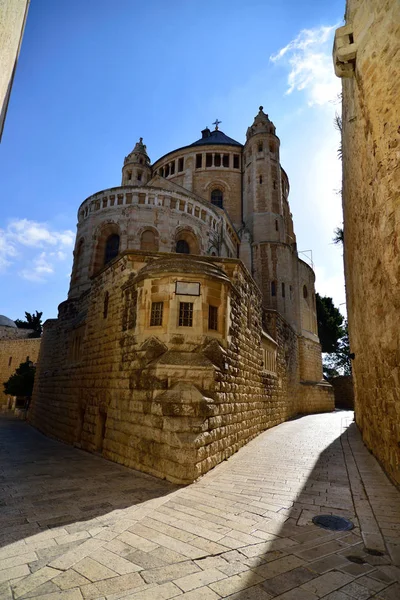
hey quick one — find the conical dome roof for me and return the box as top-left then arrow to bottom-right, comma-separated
124,137 -> 151,166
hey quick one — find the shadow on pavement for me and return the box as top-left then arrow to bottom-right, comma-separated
0,415 -> 178,551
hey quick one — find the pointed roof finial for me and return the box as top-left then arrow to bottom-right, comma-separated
259,106 -> 264,111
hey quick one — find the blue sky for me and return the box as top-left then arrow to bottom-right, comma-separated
0,0 -> 345,322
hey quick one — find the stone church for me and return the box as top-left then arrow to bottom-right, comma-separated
29,107 -> 333,483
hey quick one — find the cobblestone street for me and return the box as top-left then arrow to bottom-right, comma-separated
0,411 -> 399,600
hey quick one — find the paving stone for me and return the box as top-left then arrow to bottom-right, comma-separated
119,581 -> 182,599
20,581 -> 61,598
273,588 -> 319,600
12,566 -> 63,599
355,576 -> 387,593
178,587 -> 220,599
49,539 -> 106,571
225,585 -> 273,599
174,567 -> 226,592
300,570 -> 354,597
254,554 -> 305,579
338,581 -> 372,599
0,565 -> 30,585
141,561 -> 200,584
91,548 -> 141,574
260,566 -> 316,595
308,554 -> 350,574
79,572 -> 144,599
52,569 -> 91,590
73,557 -> 117,582
209,571 -> 264,596
22,591 -> 83,600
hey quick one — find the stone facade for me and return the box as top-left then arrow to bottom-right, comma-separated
0,0 -> 29,139
0,334 -> 41,410
333,2 -> 400,484
30,110 -> 333,483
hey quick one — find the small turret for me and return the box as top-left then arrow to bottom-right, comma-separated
121,138 -> 151,186
246,106 -> 276,139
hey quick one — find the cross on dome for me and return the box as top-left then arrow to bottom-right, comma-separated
212,119 -> 222,130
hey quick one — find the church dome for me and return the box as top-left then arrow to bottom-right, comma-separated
190,128 -> 242,148
0,315 -> 17,328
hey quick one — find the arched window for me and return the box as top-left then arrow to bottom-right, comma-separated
176,240 -> 190,254
303,285 -> 308,299
211,189 -> 223,208
104,234 -> 120,265
140,230 -> 157,252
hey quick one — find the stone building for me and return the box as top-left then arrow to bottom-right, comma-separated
0,315 -> 40,410
29,108 -> 333,483
333,2 -> 400,485
0,0 -> 30,140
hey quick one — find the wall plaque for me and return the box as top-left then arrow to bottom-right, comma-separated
175,281 -> 201,296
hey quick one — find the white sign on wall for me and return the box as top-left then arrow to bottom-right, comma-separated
175,281 -> 201,296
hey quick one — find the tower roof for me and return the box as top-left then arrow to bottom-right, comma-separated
190,128 -> 242,148
124,137 -> 151,166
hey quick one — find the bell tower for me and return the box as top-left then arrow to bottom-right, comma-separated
121,137 -> 151,186
242,107 -> 299,330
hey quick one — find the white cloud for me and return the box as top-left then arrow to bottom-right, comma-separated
7,219 -> 75,248
0,219 -> 74,282
270,24 -> 341,106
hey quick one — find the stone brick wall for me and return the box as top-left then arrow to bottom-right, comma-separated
330,376 -> 354,410
0,338 -> 41,408
29,252 -> 333,484
335,0 -> 400,484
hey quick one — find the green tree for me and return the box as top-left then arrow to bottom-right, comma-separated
3,360 -> 36,398
316,294 -> 344,353
15,311 -> 43,338
322,321 -> 352,377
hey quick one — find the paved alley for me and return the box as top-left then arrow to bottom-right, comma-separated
0,411 -> 399,600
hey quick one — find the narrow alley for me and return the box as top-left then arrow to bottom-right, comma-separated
0,412 -> 399,600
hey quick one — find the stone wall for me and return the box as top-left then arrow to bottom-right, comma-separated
0,0 -> 29,138
30,252 -> 333,484
334,1 -> 400,484
0,338 -> 41,409
330,376 -> 354,410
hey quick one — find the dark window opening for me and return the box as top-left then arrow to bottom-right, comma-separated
178,157 -> 184,171
303,285 -> 308,299
275,220 -> 279,231
271,281 -> 276,297
176,239 -> 190,254
223,155 -> 229,167
273,180 -> 277,189
211,189 -> 223,208
170,161 -> 175,175
196,154 -> 202,168
127,171 -> 132,180
139,158 -> 143,164
233,154 -> 239,169
159,168 -> 164,177
208,305 -> 218,331
179,302 -> 193,327
26,356 -> 29,362
282,282 -> 285,297
269,142 -> 275,153
8,357 -> 12,367
214,154 -> 221,167
137,171 -> 142,181
150,302 -> 163,327
258,142 -> 263,152
103,291 -> 109,318
165,164 -> 170,177
259,175 -> 263,184
104,234 -> 120,265
206,154 -> 212,168
349,32 -> 354,44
